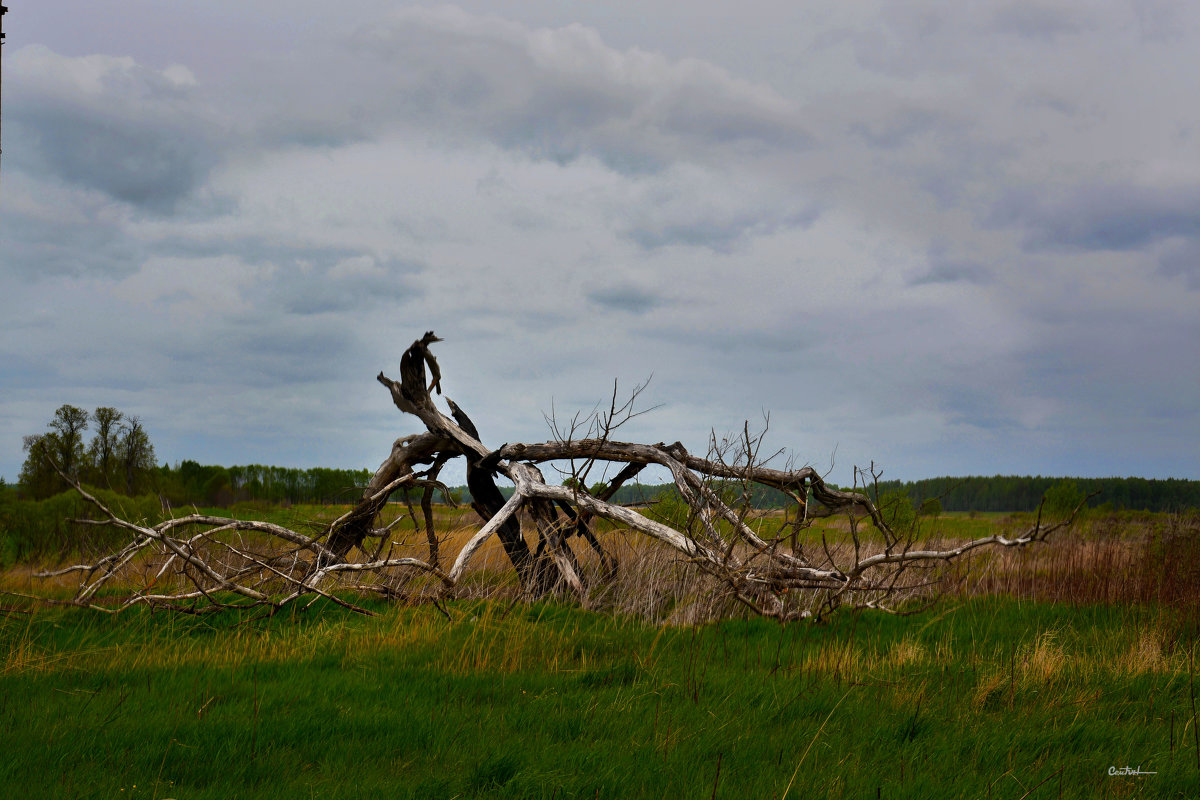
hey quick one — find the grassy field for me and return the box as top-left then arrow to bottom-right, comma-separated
2,509 -> 1199,798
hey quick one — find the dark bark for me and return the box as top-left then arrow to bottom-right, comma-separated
326,432 -> 454,557
447,398 -> 536,589
398,331 -> 443,410
528,496 -> 580,596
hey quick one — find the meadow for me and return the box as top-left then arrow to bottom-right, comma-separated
1,507 -> 1198,798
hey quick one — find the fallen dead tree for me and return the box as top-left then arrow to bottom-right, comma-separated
29,332 -> 1084,621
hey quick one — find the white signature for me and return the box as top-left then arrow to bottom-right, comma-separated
1108,766 -> 1156,776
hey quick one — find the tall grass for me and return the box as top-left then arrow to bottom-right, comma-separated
7,495 -> 1197,628
3,508 -> 1199,796
0,488 -> 166,565
949,512 -> 1200,614
1,596 -> 1196,798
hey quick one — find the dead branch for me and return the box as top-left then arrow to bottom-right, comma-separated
29,332 -> 1086,622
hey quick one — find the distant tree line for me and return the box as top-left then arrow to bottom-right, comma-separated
14,405 -> 373,507
620,475 -> 1199,514
13,406 -> 1198,513
159,461 -> 372,507
467,480 -> 796,509
865,475 -> 1200,514
472,475 -> 1200,514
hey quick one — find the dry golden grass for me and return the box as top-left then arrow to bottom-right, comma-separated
945,512 -> 1200,610
5,503 -> 1198,644
888,636 -> 928,668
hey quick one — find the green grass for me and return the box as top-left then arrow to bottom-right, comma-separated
3,596 -> 1197,799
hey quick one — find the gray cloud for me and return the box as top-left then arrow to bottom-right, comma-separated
2,1 -> 1198,484
909,246 -> 993,286
340,7 -> 811,171
850,107 -> 948,150
214,323 -> 362,386
144,236 -> 354,267
0,352 -> 61,392
646,321 -> 824,360
624,206 -> 819,252
989,2 -> 1091,40
586,284 -> 664,314
282,257 -> 425,316
0,190 -> 145,278
1157,239 -> 1200,289
7,46 -> 219,212
16,107 -> 214,209
611,166 -> 822,253
995,183 -> 1200,252
936,383 -> 1020,430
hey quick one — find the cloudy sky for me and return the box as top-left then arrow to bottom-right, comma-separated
2,1 -> 1198,488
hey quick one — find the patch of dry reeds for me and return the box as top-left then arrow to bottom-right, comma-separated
947,512 -> 1200,611
7,501 -> 1198,628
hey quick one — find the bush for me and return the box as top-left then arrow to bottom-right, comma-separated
876,489 -> 916,534
651,490 -> 693,529
0,487 -> 164,566
1043,480 -> 1086,521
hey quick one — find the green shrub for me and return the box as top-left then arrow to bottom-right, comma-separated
876,489 -> 916,534
0,487 -> 163,566
1043,479 -> 1086,521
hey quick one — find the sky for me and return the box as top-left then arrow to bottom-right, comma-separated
1,0 -> 1198,488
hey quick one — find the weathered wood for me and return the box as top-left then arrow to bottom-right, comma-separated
326,432 -> 455,556
445,397 -> 537,588
32,331 -> 1086,622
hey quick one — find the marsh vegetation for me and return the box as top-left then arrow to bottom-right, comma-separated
2,508 -> 1198,797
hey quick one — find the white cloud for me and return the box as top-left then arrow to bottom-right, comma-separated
112,256 -> 277,316
329,255 -> 384,280
162,64 -> 198,87
10,45 -> 141,96
333,6 -> 811,168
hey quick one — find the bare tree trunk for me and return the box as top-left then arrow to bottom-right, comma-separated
32,331 -> 1090,622
447,399 -> 537,590
326,432 -> 453,557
